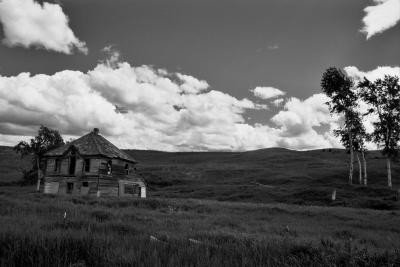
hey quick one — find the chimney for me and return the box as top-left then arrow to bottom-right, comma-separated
93,128 -> 99,135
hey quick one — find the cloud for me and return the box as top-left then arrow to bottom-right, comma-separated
267,44 -> 279,50
0,0 -> 88,54
344,66 -> 400,82
271,94 -> 340,149
0,53 -> 344,151
361,0 -> 400,39
251,86 -> 286,100
272,98 -> 284,107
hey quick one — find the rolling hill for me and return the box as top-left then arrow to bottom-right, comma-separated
1,146 -> 399,209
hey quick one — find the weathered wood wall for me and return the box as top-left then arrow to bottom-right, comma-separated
43,156 -> 145,197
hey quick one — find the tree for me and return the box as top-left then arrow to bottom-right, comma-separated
321,67 -> 358,185
359,75 -> 400,188
14,126 -> 64,191
334,111 -> 369,185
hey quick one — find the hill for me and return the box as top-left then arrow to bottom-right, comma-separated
1,146 -> 398,209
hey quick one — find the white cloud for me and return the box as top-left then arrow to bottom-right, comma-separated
251,86 -> 286,100
0,0 -> 87,54
271,94 -> 340,149
0,53 -> 345,151
361,0 -> 400,39
272,98 -> 284,107
267,44 -> 279,50
344,66 -> 400,82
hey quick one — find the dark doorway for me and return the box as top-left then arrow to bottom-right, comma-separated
67,182 -> 74,194
69,157 -> 76,175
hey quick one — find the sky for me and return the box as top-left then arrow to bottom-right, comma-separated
0,0 -> 399,151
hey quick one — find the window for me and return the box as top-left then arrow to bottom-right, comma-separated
107,160 -> 112,175
69,157 -> 76,175
124,184 -> 139,195
54,159 -> 61,172
67,182 -> 74,194
125,164 -> 129,174
84,159 -> 90,172
82,182 -> 89,187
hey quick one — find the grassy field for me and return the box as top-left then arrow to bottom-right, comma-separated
0,186 -> 399,266
126,148 -> 400,209
1,146 -> 400,266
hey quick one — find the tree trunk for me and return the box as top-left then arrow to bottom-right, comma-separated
348,132 -> 354,185
356,153 -> 362,185
361,150 -> 367,186
36,158 -> 41,192
387,157 -> 392,188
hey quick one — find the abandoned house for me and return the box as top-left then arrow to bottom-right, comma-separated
42,128 -> 146,197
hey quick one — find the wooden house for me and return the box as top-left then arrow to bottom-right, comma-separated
42,128 -> 146,197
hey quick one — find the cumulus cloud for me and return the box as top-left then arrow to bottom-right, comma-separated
271,94 -> 340,149
251,86 -> 286,100
0,0 -> 88,54
344,66 -> 400,82
0,53 -> 345,151
272,98 -> 284,107
361,0 -> 400,39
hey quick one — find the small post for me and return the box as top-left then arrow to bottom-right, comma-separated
331,190 -> 336,201
63,210 -> 67,228
97,191 -> 101,198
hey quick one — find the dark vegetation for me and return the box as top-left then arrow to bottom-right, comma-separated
1,147 -> 399,266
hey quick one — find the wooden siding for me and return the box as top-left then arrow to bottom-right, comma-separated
46,159 -> 55,173
44,182 -> 59,194
89,159 -> 101,174
60,159 -> 69,174
141,187 -> 146,198
119,179 -> 146,198
43,157 -> 145,198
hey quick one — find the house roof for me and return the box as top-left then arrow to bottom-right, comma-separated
44,128 -> 137,163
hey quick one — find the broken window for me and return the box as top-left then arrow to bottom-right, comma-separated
54,159 -> 61,172
67,182 -> 74,194
124,184 -> 139,195
69,157 -> 76,175
84,159 -> 90,172
125,164 -> 130,174
107,160 -> 112,175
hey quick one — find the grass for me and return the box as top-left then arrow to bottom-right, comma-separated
0,186 -> 400,266
0,147 -> 400,265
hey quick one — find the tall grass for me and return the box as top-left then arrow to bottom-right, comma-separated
1,187 -> 400,266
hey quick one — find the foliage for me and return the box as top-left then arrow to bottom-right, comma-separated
358,75 -> 400,159
333,110 -> 369,153
13,125 -> 64,185
321,67 -> 357,114
321,67 -> 359,184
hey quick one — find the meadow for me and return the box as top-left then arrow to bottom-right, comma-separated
0,146 -> 400,266
1,186 -> 400,266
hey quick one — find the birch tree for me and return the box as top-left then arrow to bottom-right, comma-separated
321,67 -> 357,185
334,111 -> 369,185
14,125 -> 64,191
359,75 -> 400,188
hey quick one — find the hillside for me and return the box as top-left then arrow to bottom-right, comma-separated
1,146 -> 399,209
